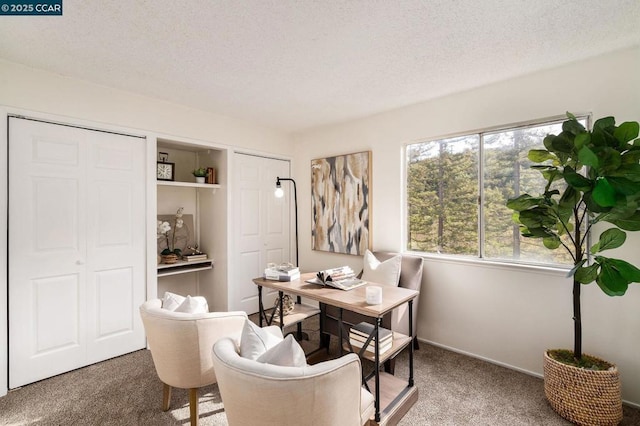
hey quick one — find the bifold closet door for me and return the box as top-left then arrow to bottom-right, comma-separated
8,117 -> 146,388
232,153 -> 290,313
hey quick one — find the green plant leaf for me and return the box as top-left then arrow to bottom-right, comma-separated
574,132 -> 590,150
590,228 -> 626,254
550,133 -> 574,153
595,260 -> 629,296
608,211 -> 640,231
543,235 -> 561,249
592,178 -> 616,207
528,150 -> 556,163
578,146 -> 599,168
506,194 -> 542,211
614,122 -> 640,144
575,264 -> 599,284
563,167 -> 592,190
593,116 -> 615,132
607,164 -> 640,182
606,176 -> 640,196
563,117 -> 586,135
519,208 -> 557,230
607,258 -> 640,283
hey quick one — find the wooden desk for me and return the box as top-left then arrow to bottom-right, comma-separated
253,273 -> 418,425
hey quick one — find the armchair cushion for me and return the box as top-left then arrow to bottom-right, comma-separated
239,319 -> 283,360
161,291 -> 185,310
174,295 -> 208,314
256,334 -> 307,367
361,250 -> 402,287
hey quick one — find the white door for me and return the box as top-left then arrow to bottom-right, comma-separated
8,117 -> 146,388
232,154 -> 290,313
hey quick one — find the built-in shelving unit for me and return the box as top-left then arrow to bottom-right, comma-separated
155,136 -> 228,309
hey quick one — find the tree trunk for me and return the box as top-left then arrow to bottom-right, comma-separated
573,278 -> 582,359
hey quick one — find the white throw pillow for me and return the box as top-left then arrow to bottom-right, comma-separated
240,320 -> 283,360
162,291 -> 186,311
361,250 -> 402,287
256,334 -> 307,367
174,295 -> 209,314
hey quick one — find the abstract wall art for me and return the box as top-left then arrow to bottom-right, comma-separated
311,151 -> 371,255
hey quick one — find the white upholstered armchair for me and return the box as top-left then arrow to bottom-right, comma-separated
139,299 -> 248,426
212,336 -> 375,426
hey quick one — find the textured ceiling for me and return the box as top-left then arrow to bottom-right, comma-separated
1,1 -> 639,133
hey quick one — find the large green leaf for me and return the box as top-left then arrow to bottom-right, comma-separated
607,258 -> 640,283
549,134 -> 574,153
519,208 -> 557,230
607,164 -> 640,182
575,264 -> 599,284
543,235 -> 561,249
563,117 -> 586,135
590,228 -> 626,254
614,122 -> 640,144
528,150 -> 556,163
620,149 -> 640,165
606,176 -> 640,196
563,167 -> 592,190
506,194 -> 543,211
593,116 -> 616,132
578,146 -> 599,168
574,132 -> 590,151
592,178 -> 616,207
595,261 -> 629,296
608,211 -> 640,231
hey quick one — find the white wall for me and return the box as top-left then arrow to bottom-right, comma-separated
293,46 -> 640,405
0,59 -> 294,397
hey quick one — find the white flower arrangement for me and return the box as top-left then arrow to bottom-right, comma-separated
160,207 -> 184,256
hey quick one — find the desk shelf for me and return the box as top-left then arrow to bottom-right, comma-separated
271,303 -> 320,328
344,332 -> 412,364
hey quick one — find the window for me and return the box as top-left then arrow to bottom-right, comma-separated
406,116 -> 588,267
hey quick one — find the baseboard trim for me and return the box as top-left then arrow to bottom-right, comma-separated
418,338 -> 640,409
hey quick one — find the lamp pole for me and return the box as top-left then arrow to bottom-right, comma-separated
275,177 -> 298,266
275,176 -> 306,340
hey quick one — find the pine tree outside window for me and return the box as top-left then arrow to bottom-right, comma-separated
406,116 -> 588,267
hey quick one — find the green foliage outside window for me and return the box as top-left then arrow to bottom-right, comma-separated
406,117 -> 586,266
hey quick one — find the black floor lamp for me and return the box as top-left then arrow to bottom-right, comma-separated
275,176 -> 307,340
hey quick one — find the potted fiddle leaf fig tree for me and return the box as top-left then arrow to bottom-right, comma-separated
507,112 -> 640,425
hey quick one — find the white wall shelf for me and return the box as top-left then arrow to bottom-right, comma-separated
157,181 -> 221,192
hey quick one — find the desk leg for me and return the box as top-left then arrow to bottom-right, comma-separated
374,317 -> 381,423
409,299 -> 414,387
258,285 -> 264,327
278,291 -> 284,333
338,308 -> 344,356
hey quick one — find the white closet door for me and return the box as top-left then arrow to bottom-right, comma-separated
232,154 -> 290,313
8,117 -> 146,388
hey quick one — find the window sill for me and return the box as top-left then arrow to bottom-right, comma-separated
404,250 -> 571,278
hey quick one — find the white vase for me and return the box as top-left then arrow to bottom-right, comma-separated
195,176 -> 205,183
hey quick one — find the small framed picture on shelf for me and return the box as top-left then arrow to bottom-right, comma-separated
157,152 -> 175,181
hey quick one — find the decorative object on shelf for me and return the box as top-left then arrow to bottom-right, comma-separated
183,246 -> 208,262
207,167 -> 216,184
157,152 -> 175,181
192,167 -> 208,183
506,113 -> 640,425
161,253 -> 179,264
273,294 -> 295,317
311,151 -> 371,255
157,208 -> 193,262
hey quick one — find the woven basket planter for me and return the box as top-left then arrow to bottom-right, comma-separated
544,350 -> 622,426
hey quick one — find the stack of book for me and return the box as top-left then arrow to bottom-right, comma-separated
349,322 -> 393,355
264,265 -> 300,281
182,253 -> 208,262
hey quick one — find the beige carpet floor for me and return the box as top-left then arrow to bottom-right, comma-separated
1,317 -> 639,425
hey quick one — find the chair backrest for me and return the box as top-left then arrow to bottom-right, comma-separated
139,299 -> 248,389
372,251 -> 424,336
212,337 -> 372,426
